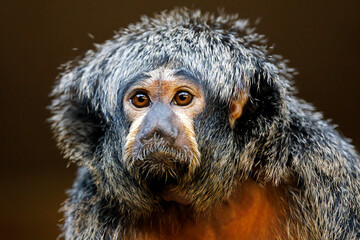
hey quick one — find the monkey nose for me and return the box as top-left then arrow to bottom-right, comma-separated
138,103 -> 179,144
139,125 -> 178,144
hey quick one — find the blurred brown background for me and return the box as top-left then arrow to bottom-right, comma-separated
0,0 -> 359,239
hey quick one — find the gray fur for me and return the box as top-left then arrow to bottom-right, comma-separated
49,8 -> 360,240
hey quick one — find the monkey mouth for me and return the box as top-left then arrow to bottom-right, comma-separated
130,138 -> 191,177
133,150 -> 188,180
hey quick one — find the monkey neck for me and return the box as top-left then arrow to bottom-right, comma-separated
127,179 -> 296,240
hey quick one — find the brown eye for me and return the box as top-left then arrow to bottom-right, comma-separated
173,91 -> 193,106
131,92 -> 151,108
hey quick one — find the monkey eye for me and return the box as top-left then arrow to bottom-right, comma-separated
131,91 -> 151,108
172,91 -> 193,106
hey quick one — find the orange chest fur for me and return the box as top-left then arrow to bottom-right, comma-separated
137,180 -> 289,240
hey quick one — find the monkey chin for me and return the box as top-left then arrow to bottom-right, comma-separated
161,185 -> 192,205
133,151 -> 193,204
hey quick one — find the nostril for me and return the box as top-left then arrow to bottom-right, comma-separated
140,127 -> 178,144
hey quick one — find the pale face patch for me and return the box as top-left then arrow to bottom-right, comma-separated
122,68 -> 205,182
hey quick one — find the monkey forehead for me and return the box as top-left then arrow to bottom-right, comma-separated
53,8 -> 293,118
122,67 -> 203,97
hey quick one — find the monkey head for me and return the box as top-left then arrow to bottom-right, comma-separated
49,9 -> 360,239
50,8 -> 289,219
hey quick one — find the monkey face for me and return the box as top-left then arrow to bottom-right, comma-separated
118,67 -> 249,206
122,68 -> 205,193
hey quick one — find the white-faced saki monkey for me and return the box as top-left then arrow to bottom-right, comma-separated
49,8 -> 360,240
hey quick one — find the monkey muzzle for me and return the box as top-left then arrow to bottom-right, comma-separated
126,134 -> 197,204
130,136 -> 191,181
123,103 -> 199,203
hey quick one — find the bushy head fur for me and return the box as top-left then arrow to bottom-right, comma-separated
49,8 -> 360,240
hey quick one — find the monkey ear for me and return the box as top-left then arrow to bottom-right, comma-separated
229,91 -> 249,128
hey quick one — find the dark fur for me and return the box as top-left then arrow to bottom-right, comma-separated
49,8 -> 360,239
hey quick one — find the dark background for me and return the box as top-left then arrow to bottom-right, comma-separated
1,0 -> 359,239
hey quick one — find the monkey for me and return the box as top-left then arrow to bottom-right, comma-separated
49,8 -> 360,240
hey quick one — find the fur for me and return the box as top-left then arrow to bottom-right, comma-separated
49,8 -> 360,239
